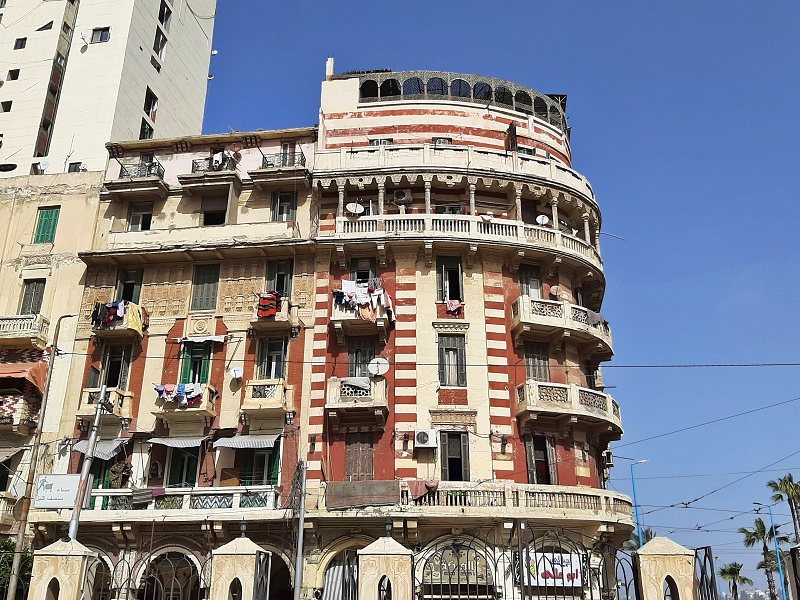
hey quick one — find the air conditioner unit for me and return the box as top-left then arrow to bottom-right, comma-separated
602,449 -> 614,468
414,429 -> 438,449
393,189 -> 413,205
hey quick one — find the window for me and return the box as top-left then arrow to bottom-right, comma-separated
158,1 -> 172,31
280,142 -> 295,166
524,434 -> 557,484
61,22 -> 71,35
67,162 -> 81,173
150,56 -> 161,72
437,257 -> 463,301
438,334 -> 466,387
143,87 -> 158,121
33,206 -> 60,243
180,342 -> 211,384
434,204 -> 463,215
0,101 -> 11,113
36,21 -> 53,31
583,362 -> 599,389
518,146 -> 535,156
271,191 -> 296,222
139,118 -> 153,140
350,258 -> 375,287
266,260 -> 293,297
368,138 -> 393,146
348,337 -> 375,378
520,265 -> 541,299
117,269 -> 143,303
432,137 -> 452,146
167,447 -> 198,487
13,38 -> 26,50
525,342 -> 550,382
574,287 -> 584,307
7,69 -> 19,81
153,28 -> 167,59
0,1 -> 6,8
190,264 -> 219,311
55,52 -> 65,67
257,338 -> 286,380
90,27 -> 110,43
102,344 -> 132,389
201,196 -> 226,226
239,440 -> 281,485
0,459 -> 11,492
440,432 -> 469,481
19,279 -> 45,314
128,201 -> 153,232
345,432 -> 373,481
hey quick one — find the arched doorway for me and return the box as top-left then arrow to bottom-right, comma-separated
136,552 -> 202,600
45,579 -> 59,600
416,537 -> 498,600
322,549 -> 359,600
269,557 -> 292,600
664,576 -> 679,600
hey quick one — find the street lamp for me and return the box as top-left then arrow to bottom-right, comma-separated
754,502 -> 788,600
630,459 -> 649,547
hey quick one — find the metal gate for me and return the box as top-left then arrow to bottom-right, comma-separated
0,546 -> 33,600
694,547 -> 719,600
254,550 -> 273,600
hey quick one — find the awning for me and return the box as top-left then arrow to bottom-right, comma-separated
214,434 -> 278,449
0,447 -> 24,463
0,361 -> 47,393
174,336 -> 226,344
73,438 -> 128,461
147,437 -> 206,448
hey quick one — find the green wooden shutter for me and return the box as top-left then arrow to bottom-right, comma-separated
455,335 -> 467,386
267,439 -> 282,485
199,343 -> 211,383
243,450 -> 255,486
179,343 -> 192,384
167,450 -> 183,486
460,433 -> 470,481
191,264 -> 219,311
34,207 -> 60,243
440,432 -> 449,481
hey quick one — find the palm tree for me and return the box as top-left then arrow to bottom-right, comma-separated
739,518 -> 789,600
718,562 -> 753,600
623,527 -> 656,551
768,474 -> 800,542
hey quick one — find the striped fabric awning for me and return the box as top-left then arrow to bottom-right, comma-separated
214,434 -> 278,449
73,438 -> 128,461
147,437 -> 207,448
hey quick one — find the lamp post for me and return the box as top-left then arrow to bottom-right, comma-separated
755,502 -> 788,600
630,459 -> 649,547
6,314 -> 75,600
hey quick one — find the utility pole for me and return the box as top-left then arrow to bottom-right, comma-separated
6,314 -> 75,600
67,385 -> 110,541
755,502 -> 788,600
292,461 -> 307,600
630,459 -> 649,547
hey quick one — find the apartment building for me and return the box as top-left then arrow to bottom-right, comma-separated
24,60 -> 634,600
0,0 -> 216,178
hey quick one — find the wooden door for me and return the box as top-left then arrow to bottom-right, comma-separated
344,433 -> 373,481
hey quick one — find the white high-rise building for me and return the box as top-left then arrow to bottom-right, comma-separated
0,0 -> 216,177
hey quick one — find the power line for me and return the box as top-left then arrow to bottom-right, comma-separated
611,468 -> 800,481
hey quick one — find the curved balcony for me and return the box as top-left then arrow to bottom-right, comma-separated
516,380 -> 622,439
512,297 -> 612,358
0,314 -> 49,348
314,144 -> 594,204
328,213 -> 601,271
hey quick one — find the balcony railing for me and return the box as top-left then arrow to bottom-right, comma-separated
512,297 -> 612,351
92,301 -> 146,338
260,152 -> 306,169
332,214 -> 602,270
330,297 -> 391,344
242,379 -> 293,416
0,314 -> 49,347
152,385 -> 217,421
85,484 -> 279,514
191,156 -> 236,173
78,387 -> 133,421
118,160 -> 165,180
516,380 -> 621,433
325,377 -> 388,429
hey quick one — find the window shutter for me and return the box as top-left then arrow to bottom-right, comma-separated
186,450 -> 199,486
271,192 -> 279,221
460,433 -> 470,481
191,264 -> 219,311
200,343 -> 211,383
167,450 -> 183,487
440,432 -> 449,481
243,450 -> 255,486
288,192 -> 297,222
455,335 -> 467,387
546,435 -> 558,485
34,207 -> 60,243
524,436 -> 537,484
118,346 -> 131,389
456,259 -> 464,301
437,259 -> 445,301
267,438 -> 282,485
21,280 -> 45,314
266,261 -> 277,292
437,338 -> 446,385
179,344 -> 192,384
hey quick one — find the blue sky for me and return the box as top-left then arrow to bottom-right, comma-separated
204,1 -> 800,585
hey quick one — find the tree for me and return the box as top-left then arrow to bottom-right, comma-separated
719,562 -> 753,600
768,474 -> 800,542
739,518 -> 789,600
623,527 -> 656,551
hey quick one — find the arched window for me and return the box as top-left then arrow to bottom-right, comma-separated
46,578 -> 60,600
378,576 -> 392,600
515,91 -> 533,114
427,77 -> 447,96
403,77 -> 424,97
229,578 -> 242,600
450,79 -> 471,98
473,82 -> 492,101
379,79 -> 401,99
494,86 -> 513,107
549,105 -> 562,128
534,97 -> 548,121
664,576 -> 679,600
360,80 -> 378,100
323,549 -> 359,600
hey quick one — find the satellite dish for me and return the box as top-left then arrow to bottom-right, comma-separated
367,357 -> 390,377
232,151 -> 243,163
549,285 -> 560,298
230,142 -> 243,152
229,367 -> 243,380
535,214 -> 550,226
39,161 -> 50,171
345,202 -> 365,216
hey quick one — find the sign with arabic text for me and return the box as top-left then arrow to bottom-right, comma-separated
523,552 -> 585,587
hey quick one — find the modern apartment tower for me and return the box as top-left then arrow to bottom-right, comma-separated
0,0 -> 216,177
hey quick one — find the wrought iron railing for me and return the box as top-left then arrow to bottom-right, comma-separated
261,152 -> 306,169
118,160 -> 165,180
191,156 -> 236,173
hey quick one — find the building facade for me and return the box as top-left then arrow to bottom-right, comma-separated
23,60 -> 634,600
0,0 -> 216,177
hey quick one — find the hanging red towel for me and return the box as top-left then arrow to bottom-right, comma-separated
257,291 -> 281,318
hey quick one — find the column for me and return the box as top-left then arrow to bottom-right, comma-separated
582,213 -> 591,242
594,227 -> 602,254
549,196 -> 559,230
337,181 -> 345,218
377,180 -> 385,215
515,189 -> 523,221
469,183 -> 476,216
424,181 -> 432,214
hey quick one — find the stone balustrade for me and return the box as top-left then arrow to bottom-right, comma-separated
516,379 -> 622,434
512,296 -> 613,352
0,314 -> 49,348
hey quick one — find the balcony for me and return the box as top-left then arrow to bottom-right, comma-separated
511,297 -> 612,358
249,152 -> 309,189
0,415 -> 37,437
77,387 -> 133,422
152,385 -> 217,424
103,160 -> 168,199
330,214 -> 602,272
241,379 -> 294,419
177,156 -> 242,194
0,492 -> 18,532
0,314 -> 49,348
250,298 -> 300,334
515,380 -> 622,439
330,298 -> 391,345
325,376 -> 388,430
314,145 -> 595,204
92,301 -> 146,340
